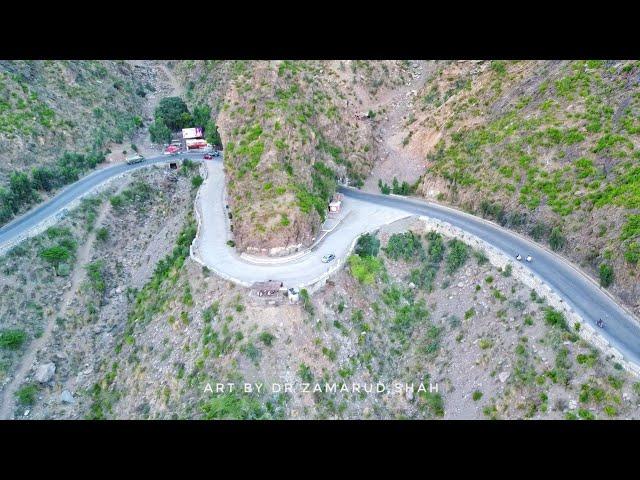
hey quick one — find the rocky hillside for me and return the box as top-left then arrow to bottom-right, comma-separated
172,60 -> 414,255
6,213 -> 640,420
0,61 -> 152,177
391,60 -> 640,314
0,60 -> 153,224
0,161 -> 199,418
175,60 -> 639,312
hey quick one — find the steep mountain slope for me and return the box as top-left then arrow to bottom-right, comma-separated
0,163 -> 198,418
4,59 -> 640,421
173,60 -> 415,255
397,60 -> 640,314
7,213 -> 640,420
0,61 -> 151,176
0,60 -> 152,224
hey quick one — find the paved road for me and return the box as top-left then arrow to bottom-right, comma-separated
1,152 -> 639,368
0,153 -> 202,249
341,187 -> 640,367
194,161 -> 411,287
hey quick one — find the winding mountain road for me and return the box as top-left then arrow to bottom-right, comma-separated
1,152 -> 639,369
0,153 -> 201,251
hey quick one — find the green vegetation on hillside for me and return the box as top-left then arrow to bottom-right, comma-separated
179,60 -> 378,252
0,329 -> 27,350
1,61 -> 148,188
0,151 -> 106,225
423,60 -> 640,294
149,97 -> 217,145
355,233 -> 380,258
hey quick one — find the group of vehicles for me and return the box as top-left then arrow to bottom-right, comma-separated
515,253 -> 532,262
515,251 -> 607,329
129,149 -> 220,163
163,144 -> 221,158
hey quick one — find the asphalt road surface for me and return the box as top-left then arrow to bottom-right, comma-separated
194,160 -> 412,287
1,152 -> 639,367
0,152 -> 202,248
341,187 -> 640,367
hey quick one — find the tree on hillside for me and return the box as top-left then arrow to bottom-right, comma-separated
599,263 -> 614,287
355,233 -> 380,258
0,188 -> 13,223
39,246 -> 71,268
31,167 -> 57,192
192,105 -> 212,127
549,227 -> 566,251
8,172 -> 38,212
154,97 -> 191,131
205,120 -> 222,147
149,120 -> 172,144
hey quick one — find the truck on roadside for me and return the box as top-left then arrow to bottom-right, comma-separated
126,154 -> 145,165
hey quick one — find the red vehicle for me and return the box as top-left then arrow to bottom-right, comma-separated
203,153 -> 213,160
164,145 -> 180,155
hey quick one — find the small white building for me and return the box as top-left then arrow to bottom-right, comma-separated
328,193 -> 343,213
287,288 -> 300,303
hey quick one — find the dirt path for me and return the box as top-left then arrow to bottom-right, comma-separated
0,197 -> 114,419
106,61 -> 184,162
156,62 -> 184,98
363,61 -> 438,192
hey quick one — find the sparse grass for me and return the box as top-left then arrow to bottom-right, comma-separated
109,181 -> 155,214
473,250 -> 488,265
241,342 -> 261,364
417,389 -> 444,417
298,363 -> 313,383
543,307 -> 568,331
300,288 -> 314,315
191,175 -> 204,188
259,331 -> 275,347
0,329 -> 27,350
85,260 -> 107,296
96,227 -> 109,242
201,390 -> 286,420
15,383 -> 39,406
202,301 -> 219,323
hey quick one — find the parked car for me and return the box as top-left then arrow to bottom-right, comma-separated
212,150 -> 221,157
321,253 -> 336,263
203,153 -> 213,160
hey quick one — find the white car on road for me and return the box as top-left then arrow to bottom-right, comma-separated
321,253 -> 336,263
